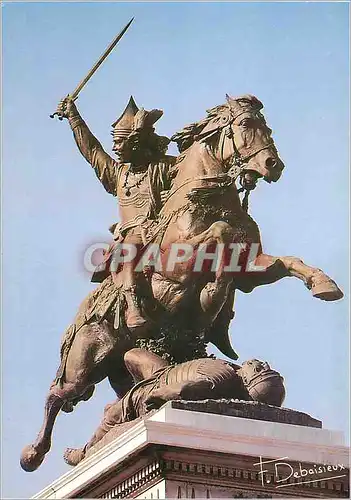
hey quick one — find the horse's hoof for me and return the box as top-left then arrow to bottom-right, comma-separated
312,279 -> 344,301
64,447 -> 85,466
20,444 -> 45,472
200,281 -> 229,317
200,283 -> 217,311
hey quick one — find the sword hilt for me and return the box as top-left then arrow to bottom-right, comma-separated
50,112 -> 64,120
50,95 -> 77,120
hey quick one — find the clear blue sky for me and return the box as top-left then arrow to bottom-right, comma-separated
2,2 -> 349,498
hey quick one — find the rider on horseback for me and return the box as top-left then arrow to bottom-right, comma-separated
56,96 -> 177,335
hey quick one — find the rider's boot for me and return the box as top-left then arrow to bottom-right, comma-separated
123,285 -> 149,335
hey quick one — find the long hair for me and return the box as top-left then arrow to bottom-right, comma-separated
127,129 -> 171,163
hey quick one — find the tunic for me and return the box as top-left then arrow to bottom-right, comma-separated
68,113 -> 175,234
68,113 -> 176,281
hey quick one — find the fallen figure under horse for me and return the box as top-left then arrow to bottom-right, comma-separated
20,94 -> 343,472
63,347 -> 286,466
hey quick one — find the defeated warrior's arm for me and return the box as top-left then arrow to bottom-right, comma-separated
56,97 -> 117,195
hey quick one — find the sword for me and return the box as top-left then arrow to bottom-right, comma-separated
50,17 -> 134,120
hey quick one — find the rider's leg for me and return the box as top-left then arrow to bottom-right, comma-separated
112,230 -> 149,333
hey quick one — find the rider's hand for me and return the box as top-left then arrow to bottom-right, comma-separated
56,96 -> 77,119
144,395 -> 165,412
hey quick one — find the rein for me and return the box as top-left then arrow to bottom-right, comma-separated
165,173 -> 231,203
223,122 -> 274,213
166,111 -> 273,214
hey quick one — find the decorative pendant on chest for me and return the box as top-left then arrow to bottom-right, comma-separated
122,167 -> 148,197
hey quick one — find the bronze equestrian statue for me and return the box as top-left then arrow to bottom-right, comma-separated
21,93 -> 343,473
63,348 -> 286,466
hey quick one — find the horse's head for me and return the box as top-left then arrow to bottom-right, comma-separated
173,95 -> 284,190
224,94 -> 284,186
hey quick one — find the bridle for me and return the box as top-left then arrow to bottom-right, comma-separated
218,109 -> 275,212
164,105 -> 276,214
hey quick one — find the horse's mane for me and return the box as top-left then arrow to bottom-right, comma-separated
171,95 -> 263,153
171,104 -> 228,153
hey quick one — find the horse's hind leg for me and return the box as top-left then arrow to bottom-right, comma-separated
62,385 -> 96,413
20,375 -> 95,472
20,322 -> 112,472
64,398 -> 126,466
20,389 -> 65,471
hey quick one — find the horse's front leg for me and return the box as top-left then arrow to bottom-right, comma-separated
244,253 -> 343,301
186,221 -> 235,319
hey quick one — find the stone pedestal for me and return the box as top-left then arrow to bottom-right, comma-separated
33,401 -> 349,499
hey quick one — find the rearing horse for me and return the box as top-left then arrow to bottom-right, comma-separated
151,93 -> 342,328
21,94 -> 343,472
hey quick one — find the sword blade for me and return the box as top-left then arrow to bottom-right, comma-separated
70,17 -> 134,100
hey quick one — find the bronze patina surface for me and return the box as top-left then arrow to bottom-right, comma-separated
63,348 -> 286,466
20,25 -> 343,473
20,92 -> 343,473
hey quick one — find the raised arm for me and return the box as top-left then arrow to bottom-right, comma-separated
56,97 -> 117,195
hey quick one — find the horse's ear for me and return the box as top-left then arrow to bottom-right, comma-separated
226,94 -> 236,107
